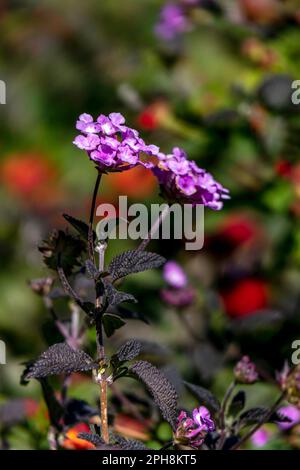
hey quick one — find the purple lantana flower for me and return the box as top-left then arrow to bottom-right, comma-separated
161,260 -> 195,307
163,261 -> 187,289
155,3 -> 191,41
175,406 -> 215,447
73,112 -> 159,172
152,147 -> 230,210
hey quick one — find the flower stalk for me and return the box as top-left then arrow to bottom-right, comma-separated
89,174 -> 109,444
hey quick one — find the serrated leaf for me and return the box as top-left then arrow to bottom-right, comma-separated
102,314 -> 126,337
108,250 -> 166,282
38,229 -> 85,275
130,360 -> 178,429
228,391 -> 246,417
85,260 -> 99,279
63,213 -> 95,242
23,343 -> 97,379
105,282 -> 137,307
114,435 -> 148,450
184,382 -> 221,414
77,432 -> 103,447
111,340 -> 141,370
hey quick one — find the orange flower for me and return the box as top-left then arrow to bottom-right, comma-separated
61,423 -> 95,450
106,165 -> 156,198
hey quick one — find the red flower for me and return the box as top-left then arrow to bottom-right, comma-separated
0,152 -> 61,207
275,160 -> 292,178
239,0 -> 281,25
221,278 -> 269,319
218,214 -> 260,247
137,101 -> 169,131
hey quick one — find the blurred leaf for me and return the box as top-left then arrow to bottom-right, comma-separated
63,213 -> 95,242
102,314 -> 125,338
39,230 -> 85,275
228,391 -> 246,417
184,382 -> 221,414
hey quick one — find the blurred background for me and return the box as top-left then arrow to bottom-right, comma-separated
1,0 -> 300,449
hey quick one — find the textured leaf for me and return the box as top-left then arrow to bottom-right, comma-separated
39,229 -> 85,275
23,343 -> 97,379
107,305 -> 149,324
114,435 -> 148,450
105,282 -> 137,307
228,391 -> 246,417
102,314 -> 125,337
130,360 -> 178,429
77,432 -> 103,447
63,213 -> 95,242
108,250 -> 166,282
85,260 -> 99,279
184,382 -> 221,413
116,340 -> 141,362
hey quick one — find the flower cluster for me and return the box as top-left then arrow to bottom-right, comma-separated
234,356 -> 258,384
155,3 -> 191,41
73,112 -> 159,172
175,406 -> 215,447
153,147 -> 230,210
74,113 -> 230,210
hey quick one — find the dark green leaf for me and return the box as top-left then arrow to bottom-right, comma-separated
105,282 -> 137,307
63,214 -> 95,242
228,391 -> 246,417
102,314 -> 125,337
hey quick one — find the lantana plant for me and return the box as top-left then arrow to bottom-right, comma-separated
18,112 -> 293,450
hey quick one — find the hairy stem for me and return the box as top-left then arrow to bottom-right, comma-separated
231,392 -> 285,450
88,171 -> 102,263
96,239 -> 109,443
137,204 -> 170,251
